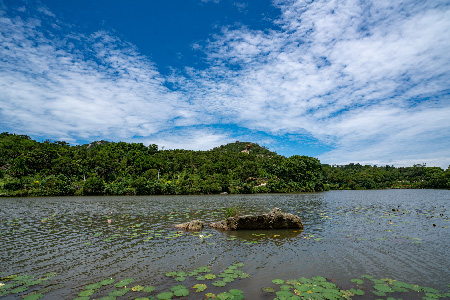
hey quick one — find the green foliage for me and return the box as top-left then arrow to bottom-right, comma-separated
2,133 -> 447,197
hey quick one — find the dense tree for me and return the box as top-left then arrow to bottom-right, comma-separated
0,133 -> 448,196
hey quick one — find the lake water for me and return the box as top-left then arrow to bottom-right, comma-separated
1,189 -> 449,299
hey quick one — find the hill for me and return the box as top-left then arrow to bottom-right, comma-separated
0,132 -> 325,196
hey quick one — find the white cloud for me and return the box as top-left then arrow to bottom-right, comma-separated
182,0 -> 450,167
1,0 -> 449,168
0,11 -> 195,142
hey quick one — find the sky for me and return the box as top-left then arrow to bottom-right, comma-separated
1,0 -> 449,168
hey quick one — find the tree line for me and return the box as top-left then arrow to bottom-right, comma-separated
0,133 -> 448,197
0,133 -> 324,196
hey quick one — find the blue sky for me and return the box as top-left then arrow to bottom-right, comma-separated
1,0 -> 449,168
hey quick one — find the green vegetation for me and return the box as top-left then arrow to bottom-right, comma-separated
0,133 -> 324,196
323,163 -> 450,190
0,133 -> 448,196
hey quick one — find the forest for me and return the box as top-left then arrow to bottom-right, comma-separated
0,132 -> 449,196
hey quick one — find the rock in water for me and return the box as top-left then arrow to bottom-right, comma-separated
174,220 -> 204,230
209,208 -> 303,230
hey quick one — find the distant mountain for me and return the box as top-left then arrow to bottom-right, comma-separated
209,141 -> 277,156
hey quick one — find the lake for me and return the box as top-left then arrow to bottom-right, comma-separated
1,189 -> 449,299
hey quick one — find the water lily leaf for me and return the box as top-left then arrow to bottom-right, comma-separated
349,288 -> 365,295
78,289 -> 95,297
229,289 -> 243,295
262,287 -> 275,293
114,278 -> 134,287
192,283 -> 207,292
196,266 -> 211,273
350,279 -> 364,285
222,277 -> 234,283
73,297 -> 90,300
174,276 -> 185,282
165,272 -> 177,277
276,290 -> 294,297
142,286 -> 155,293
205,292 -> 216,298
131,285 -> 144,291
372,290 -> 386,297
205,274 -> 216,280
100,278 -> 115,285
170,285 -> 186,292
11,286 -> 29,293
272,279 -> 284,284
84,283 -> 102,290
109,288 -> 130,296
239,273 -> 250,278
22,294 -> 44,300
196,276 -> 206,281
173,288 -> 189,297
217,292 -> 233,300
156,291 -> 173,299
213,281 -> 226,287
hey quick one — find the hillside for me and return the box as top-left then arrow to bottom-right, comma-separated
210,141 -> 277,156
0,133 -> 324,196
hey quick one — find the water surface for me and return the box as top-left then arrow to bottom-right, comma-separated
1,190 -> 449,299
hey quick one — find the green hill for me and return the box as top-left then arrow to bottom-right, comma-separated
209,141 -> 277,156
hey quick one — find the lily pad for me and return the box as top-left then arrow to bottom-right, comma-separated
142,286 -> 155,293
350,279 -> 364,285
272,279 -> 285,284
84,282 -> 103,290
100,278 -> 115,285
173,288 -> 189,297
156,291 -> 173,299
192,283 -> 207,292
174,276 -> 185,282
213,281 -> 226,287
109,288 -> 130,296
114,278 -> 134,287
22,294 -> 44,300
78,289 -> 95,297
262,287 -> 275,293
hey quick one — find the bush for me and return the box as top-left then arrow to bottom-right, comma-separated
82,176 -> 105,195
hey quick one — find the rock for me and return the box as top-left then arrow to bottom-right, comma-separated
220,192 -> 228,195
174,220 -> 204,231
209,208 -> 303,230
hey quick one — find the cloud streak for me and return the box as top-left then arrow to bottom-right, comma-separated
0,0 -> 449,167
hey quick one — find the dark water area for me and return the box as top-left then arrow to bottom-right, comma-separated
0,190 -> 449,299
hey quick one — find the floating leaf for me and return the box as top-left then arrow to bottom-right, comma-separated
22,294 -> 44,300
78,289 -> 95,297
174,277 -> 185,282
205,274 -> 216,280
84,283 -> 102,290
192,283 -> 207,292
131,285 -> 144,291
11,286 -> 29,293
100,278 -> 115,285
350,279 -> 364,285
165,272 -> 177,277
272,279 -> 285,284
213,281 -> 226,287
156,291 -> 173,299
262,287 -> 275,293
109,288 -> 130,296
173,288 -> 189,297
114,278 -> 134,287
142,286 -> 155,293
